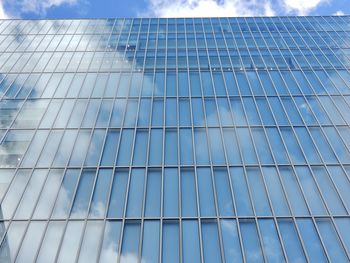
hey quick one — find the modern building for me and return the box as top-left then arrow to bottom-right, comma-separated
0,16 -> 349,262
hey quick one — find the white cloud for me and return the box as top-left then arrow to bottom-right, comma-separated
0,0 -> 84,18
281,0 -> 329,15
0,0 -> 9,18
143,0 -> 276,17
143,0 -> 331,17
333,10 -> 345,16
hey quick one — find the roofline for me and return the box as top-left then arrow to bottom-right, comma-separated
0,15 -> 349,21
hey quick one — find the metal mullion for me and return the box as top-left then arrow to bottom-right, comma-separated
177,17 -> 188,263
329,210 -> 350,261
266,17 -> 338,217
130,18 -> 152,262
0,169 -> 36,258
183,18 -> 206,263
286,17 -> 350,119
239,18 -> 292,263
289,18 -> 350,261
196,18 -> 225,263
233,18 -> 274,263
219,17 -> 259,263
226,19 -> 262,218
270,17 -> 334,262
213,19 -> 241,220
318,16 -> 350,71
296,16 -> 350,121
184,18 -> 204,263
154,18 -> 168,263
0,23 -> 71,239
249,16 -> 308,261
212,18 -> 251,263
65,89 -> 103,263
116,18 -> 141,263
73,37 -> 115,260
297,17 -> 350,157
51,44 -> 104,263
282,17 -> 350,216
250,17 -> 314,262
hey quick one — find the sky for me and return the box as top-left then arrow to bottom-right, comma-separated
0,0 -> 349,19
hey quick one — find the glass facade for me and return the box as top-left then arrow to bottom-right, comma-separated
0,16 -> 349,262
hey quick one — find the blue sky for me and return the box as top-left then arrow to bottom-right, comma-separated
0,0 -> 349,19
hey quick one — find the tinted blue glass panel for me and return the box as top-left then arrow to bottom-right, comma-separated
296,219 -> 328,263
71,169 -> 96,218
197,168 -> 216,217
149,129 -> 163,165
145,169 -> 161,217
121,222 -> 141,263
182,220 -> 201,263
220,219 -> 243,263
142,221 -> 160,263
258,219 -> 285,263
89,169 -> 113,218
162,222 -> 180,263
214,168 -> 235,216
278,219 -> 307,263
240,220 -> 264,263
202,221 -> 222,263
108,170 -> 129,218
126,169 -> 145,217
316,219 -> 348,262
163,168 -> 179,217
100,221 -> 122,262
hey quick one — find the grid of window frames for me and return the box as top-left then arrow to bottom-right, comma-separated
0,16 -> 350,262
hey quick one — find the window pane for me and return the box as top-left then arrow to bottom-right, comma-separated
145,169 -> 161,217
220,219 -> 243,263
230,167 -> 253,216
78,221 -> 104,263
0,221 -> 27,261
296,219 -> 327,263
57,221 -> 85,263
194,128 -> 210,165
121,222 -> 141,263
16,221 -> 46,263
240,219 -> 264,263
180,128 -> 194,165
262,167 -> 290,216
162,221 -> 180,263
107,170 -> 128,218
258,219 -> 285,263
14,169 -> 48,219
149,129 -> 163,165
101,130 -> 120,166
132,129 -> 148,166
89,169 -> 113,218
126,169 -> 145,217
142,221 -> 160,263
116,129 -> 134,166
163,168 -> 179,217
84,129 -> 106,166
70,169 -> 96,218
246,167 -> 272,216
51,169 -> 80,219
99,220 -> 122,262
214,168 -> 235,216
181,169 -> 197,217
37,221 -> 65,263
202,220 -> 222,263
197,168 -> 216,217
182,220 -> 201,263
165,129 -> 178,165
316,219 -> 348,262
